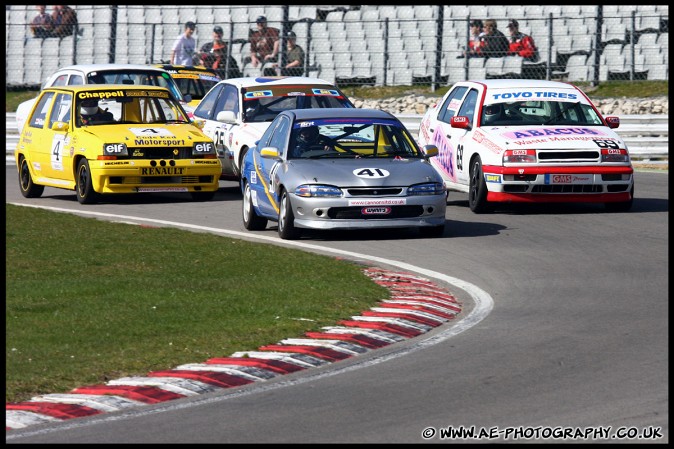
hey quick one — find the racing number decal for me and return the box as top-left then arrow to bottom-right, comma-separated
214,127 -> 227,149
593,139 -> 620,149
51,134 -> 65,171
456,144 -> 464,171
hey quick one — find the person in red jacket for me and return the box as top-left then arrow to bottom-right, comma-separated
506,19 -> 539,62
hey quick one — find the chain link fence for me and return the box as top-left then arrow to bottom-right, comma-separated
5,5 -> 669,89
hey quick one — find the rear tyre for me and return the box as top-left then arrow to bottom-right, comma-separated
605,185 -> 634,212
468,157 -> 492,213
278,189 -> 300,240
18,156 -> 44,198
242,180 -> 268,230
76,159 -> 100,204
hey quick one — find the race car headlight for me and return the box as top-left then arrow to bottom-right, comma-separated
601,148 -> 630,162
503,149 -> 536,163
102,143 -> 128,158
192,142 -> 216,157
295,184 -> 342,198
408,182 -> 445,196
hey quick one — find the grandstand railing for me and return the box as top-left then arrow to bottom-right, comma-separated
5,5 -> 669,89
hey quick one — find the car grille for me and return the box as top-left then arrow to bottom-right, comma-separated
537,150 -> 600,162
109,176 -> 215,184
328,205 -> 425,219
346,187 -> 403,196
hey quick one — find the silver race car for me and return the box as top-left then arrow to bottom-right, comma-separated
240,108 -> 447,240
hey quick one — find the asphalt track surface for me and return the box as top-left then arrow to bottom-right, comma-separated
5,166 -> 669,444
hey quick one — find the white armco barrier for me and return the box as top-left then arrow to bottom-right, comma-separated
6,113 -> 668,164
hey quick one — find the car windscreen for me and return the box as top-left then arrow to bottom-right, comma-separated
76,89 -> 189,127
289,118 -> 421,159
242,85 -> 354,123
86,70 -> 185,103
480,100 -> 604,127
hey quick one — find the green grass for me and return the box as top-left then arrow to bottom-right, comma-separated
5,81 -> 668,112
5,203 -> 389,403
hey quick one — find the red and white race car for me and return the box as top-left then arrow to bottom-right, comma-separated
417,79 -> 634,212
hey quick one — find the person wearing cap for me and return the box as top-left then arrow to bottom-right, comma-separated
506,19 -> 539,62
461,19 -> 484,58
171,21 -> 197,66
478,19 -> 510,58
271,30 -> 305,76
248,15 -> 280,69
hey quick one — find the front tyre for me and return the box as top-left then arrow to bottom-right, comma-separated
468,156 -> 492,213
76,159 -> 100,204
278,189 -> 300,240
242,180 -> 268,230
18,156 -> 44,198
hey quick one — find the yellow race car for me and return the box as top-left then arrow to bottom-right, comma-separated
15,84 -> 221,204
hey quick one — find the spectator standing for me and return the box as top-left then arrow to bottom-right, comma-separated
506,19 -> 539,62
248,15 -> 280,68
171,21 -> 197,66
51,4 -> 78,38
272,31 -> 305,76
479,19 -> 510,58
30,5 -> 54,38
461,19 -> 484,58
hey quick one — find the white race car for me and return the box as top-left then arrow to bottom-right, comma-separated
191,76 -> 354,180
15,64 -> 193,134
417,79 -> 634,212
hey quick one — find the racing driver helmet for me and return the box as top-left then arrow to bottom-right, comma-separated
482,103 -> 504,124
80,98 -> 99,117
298,125 -> 320,144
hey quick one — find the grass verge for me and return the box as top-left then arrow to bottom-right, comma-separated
5,204 -> 389,403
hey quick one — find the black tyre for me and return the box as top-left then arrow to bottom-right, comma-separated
18,156 -> 44,198
190,190 -> 216,201
278,189 -> 300,240
605,185 -> 634,212
76,158 -> 100,204
237,147 -> 249,179
242,180 -> 268,230
468,156 -> 492,213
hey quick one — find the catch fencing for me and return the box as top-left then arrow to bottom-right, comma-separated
5,5 -> 669,89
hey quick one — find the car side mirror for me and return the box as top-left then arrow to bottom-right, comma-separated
605,116 -> 620,129
260,147 -> 281,160
51,121 -> 69,132
450,116 -> 471,129
422,144 -> 438,158
191,118 -> 205,129
216,110 -> 237,124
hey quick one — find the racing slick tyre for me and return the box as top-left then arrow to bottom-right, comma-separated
237,147 -> 249,179
18,156 -> 44,198
419,223 -> 445,238
76,158 -> 100,204
278,189 -> 300,240
605,185 -> 634,212
242,180 -> 268,230
190,191 -> 216,201
468,156 -> 492,213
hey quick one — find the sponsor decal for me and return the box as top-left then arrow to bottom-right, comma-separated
349,198 -> 406,206
136,187 -> 189,192
251,171 -> 257,184
503,128 -> 606,139
472,130 -> 502,154
448,99 -> 461,110
312,88 -> 339,96
490,91 -> 579,101
432,126 -> 455,180
140,167 -> 186,175
485,174 -> 502,183
544,174 -> 594,184
245,90 -> 273,98
129,127 -> 176,137
103,161 -> 130,165
286,91 -> 306,96
362,206 -> 392,215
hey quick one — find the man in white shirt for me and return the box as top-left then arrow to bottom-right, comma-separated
171,21 -> 196,66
